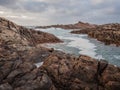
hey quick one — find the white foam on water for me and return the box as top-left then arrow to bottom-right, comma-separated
114,55 -> 120,59
36,28 -> 99,58
95,55 -> 105,60
35,27 -> 120,66
35,62 -> 43,68
63,36 -> 97,58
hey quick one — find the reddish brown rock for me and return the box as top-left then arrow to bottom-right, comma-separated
36,21 -> 96,29
0,58 -> 55,90
0,17 -> 62,47
71,23 -> 120,46
42,52 -> 120,90
0,83 -> 13,90
105,81 -> 120,90
0,17 -> 60,90
0,17 -> 120,90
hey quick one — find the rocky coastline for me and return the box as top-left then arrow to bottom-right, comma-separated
71,23 -> 120,46
37,21 -> 120,47
36,21 -> 96,30
0,17 -> 120,90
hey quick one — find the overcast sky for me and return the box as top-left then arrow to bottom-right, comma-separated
0,0 -> 120,26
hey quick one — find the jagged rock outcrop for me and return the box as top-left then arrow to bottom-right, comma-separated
0,17 -> 61,90
0,17 -> 62,47
71,23 -> 120,46
0,17 -> 120,90
1,46 -> 120,90
36,21 -> 96,29
0,47 -> 55,90
42,52 -> 120,90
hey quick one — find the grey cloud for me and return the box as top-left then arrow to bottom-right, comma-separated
0,0 -> 17,5
0,0 -> 120,25
22,1 -> 48,12
0,0 -> 20,9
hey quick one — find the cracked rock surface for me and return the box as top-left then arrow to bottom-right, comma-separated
0,17 -> 120,90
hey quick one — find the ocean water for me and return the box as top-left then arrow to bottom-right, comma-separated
36,28 -> 120,66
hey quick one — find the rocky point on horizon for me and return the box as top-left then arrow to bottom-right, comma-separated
36,21 -> 120,47
36,21 -> 97,29
0,17 -> 120,90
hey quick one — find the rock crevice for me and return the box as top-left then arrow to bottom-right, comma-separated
0,17 -> 120,90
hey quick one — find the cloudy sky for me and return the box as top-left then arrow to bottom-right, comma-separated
0,0 -> 120,26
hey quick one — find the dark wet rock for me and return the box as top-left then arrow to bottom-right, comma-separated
0,60 -> 54,90
0,83 -> 13,90
96,60 -> 108,77
105,81 -> 120,90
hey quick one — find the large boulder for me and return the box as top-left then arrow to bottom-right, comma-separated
0,57 -> 55,90
42,51 -> 120,90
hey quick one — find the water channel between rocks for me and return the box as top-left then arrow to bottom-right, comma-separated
36,27 -> 120,66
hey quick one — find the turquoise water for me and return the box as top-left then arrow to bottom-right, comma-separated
36,28 -> 120,66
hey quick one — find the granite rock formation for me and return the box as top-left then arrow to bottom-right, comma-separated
42,52 -> 120,90
0,17 -> 61,90
71,23 -> 120,46
0,17 -> 120,90
0,17 -> 62,47
36,21 -> 96,30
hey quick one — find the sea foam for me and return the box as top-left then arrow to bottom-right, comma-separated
35,62 -> 43,68
63,37 -> 97,58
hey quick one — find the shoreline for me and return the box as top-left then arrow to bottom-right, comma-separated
0,17 -> 120,90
